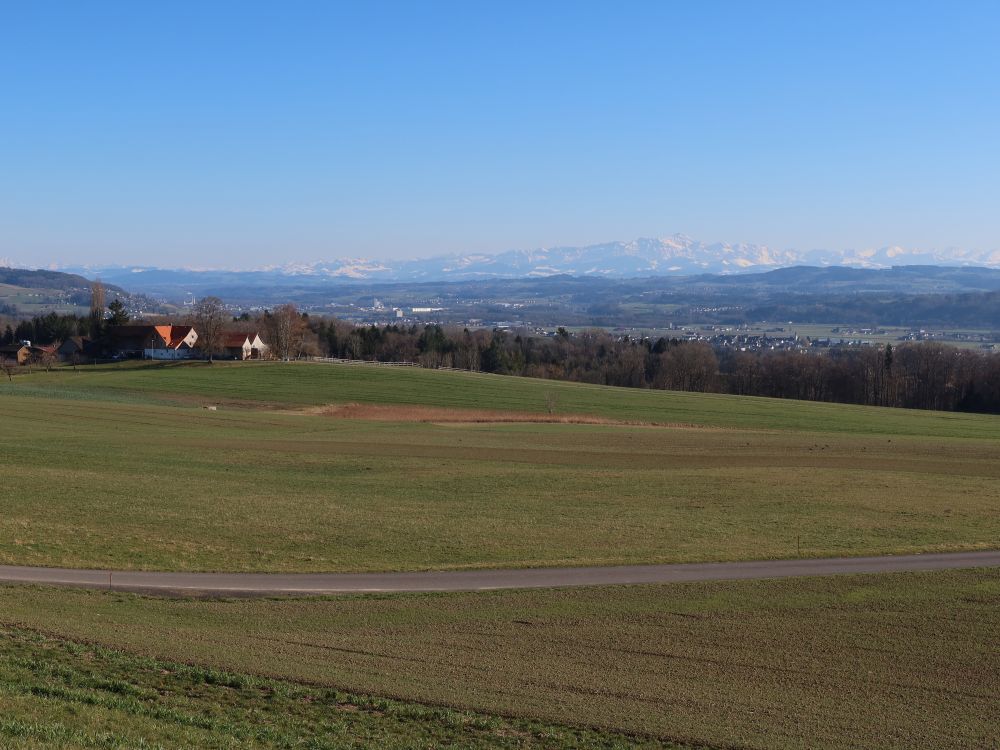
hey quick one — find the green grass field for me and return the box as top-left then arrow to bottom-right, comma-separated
1,569 -> 997,750
0,283 -> 89,317
2,361 -> 998,571
2,361 -> 998,748
0,627 -> 666,750
7,359 -> 1000,436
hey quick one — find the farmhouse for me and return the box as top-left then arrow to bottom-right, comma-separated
222,331 -> 269,360
58,336 -> 96,360
249,333 -> 269,359
108,325 -> 198,359
0,343 -> 30,365
29,344 -> 58,360
104,324 -> 268,360
0,343 -> 57,366
222,332 -> 253,360
152,325 -> 198,359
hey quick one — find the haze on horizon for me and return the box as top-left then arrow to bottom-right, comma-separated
2,1 -> 998,269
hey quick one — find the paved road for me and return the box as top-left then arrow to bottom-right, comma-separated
0,550 -> 997,597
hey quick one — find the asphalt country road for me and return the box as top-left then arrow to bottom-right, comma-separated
0,550 -> 998,597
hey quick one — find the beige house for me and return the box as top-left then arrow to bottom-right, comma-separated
249,333 -> 269,359
222,333 -> 253,360
0,344 -> 30,365
221,332 -> 269,360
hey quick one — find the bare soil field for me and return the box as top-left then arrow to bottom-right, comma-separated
293,401 -> 723,429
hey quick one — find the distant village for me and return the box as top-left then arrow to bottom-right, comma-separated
0,324 -> 268,367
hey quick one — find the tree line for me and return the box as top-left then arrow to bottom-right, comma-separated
0,298 -> 129,347
6,302 -> 1000,414
306,318 -> 1000,414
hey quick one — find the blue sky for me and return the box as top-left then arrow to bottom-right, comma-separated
2,1 -> 998,268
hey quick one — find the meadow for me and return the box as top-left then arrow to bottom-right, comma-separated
0,627 -> 664,750
2,362 -> 998,748
2,362 -> 999,572
7,359 -> 1000,436
1,569 -> 997,749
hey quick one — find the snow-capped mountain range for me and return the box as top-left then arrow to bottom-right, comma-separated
21,235 -> 1000,282
252,235 -> 1000,281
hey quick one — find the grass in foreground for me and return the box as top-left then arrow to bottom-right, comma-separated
2,391 -> 999,571
0,628 -> 670,750
1,569 -> 997,750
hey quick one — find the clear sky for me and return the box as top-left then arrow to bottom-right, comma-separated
2,1 -> 998,268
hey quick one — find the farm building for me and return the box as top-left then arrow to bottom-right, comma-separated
108,324 -> 198,359
0,343 -> 30,365
100,324 -> 268,360
0,343 -> 56,365
58,336 -> 97,360
222,332 -> 253,360
221,331 -> 269,360
150,325 -> 198,359
29,344 -> 58,360
249,333 -> 269,359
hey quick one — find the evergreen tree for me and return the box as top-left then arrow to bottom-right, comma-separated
14,320 -> 33,343
106,299 -> 130,326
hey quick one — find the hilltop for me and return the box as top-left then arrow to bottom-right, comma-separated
0,266 -> 164,318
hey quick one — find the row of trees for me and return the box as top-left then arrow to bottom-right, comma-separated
303,319 -> 1000,414
1,297 -> 303,363
0,282 -> 129,347
7,296 -> 1000,413
1,304 -> 130,348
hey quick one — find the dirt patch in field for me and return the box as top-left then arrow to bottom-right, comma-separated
293,402 -> 710,429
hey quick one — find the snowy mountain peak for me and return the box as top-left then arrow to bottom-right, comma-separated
29,237 -> 1000,283
251,237 -> 1000,281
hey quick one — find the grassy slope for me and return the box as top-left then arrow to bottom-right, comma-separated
2,392 -> 999,571
0,629 -> 668,750
7,359 -> 1000,437
1,361 -> 998,571
2,363 -> 997,749
1,569 -> 997,750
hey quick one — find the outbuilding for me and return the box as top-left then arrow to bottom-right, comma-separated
0,344 -> 30,365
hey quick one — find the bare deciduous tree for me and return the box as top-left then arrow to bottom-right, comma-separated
194,296 -> 226,362
36,346 -> 59,372
655,342 -> 719,392
89,281 -> 106,337
267,304 -> 305,361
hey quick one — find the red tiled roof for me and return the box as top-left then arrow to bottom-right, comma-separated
110,324 -> 190,349
162,326 -> 194,349
222,332 -> 251,347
